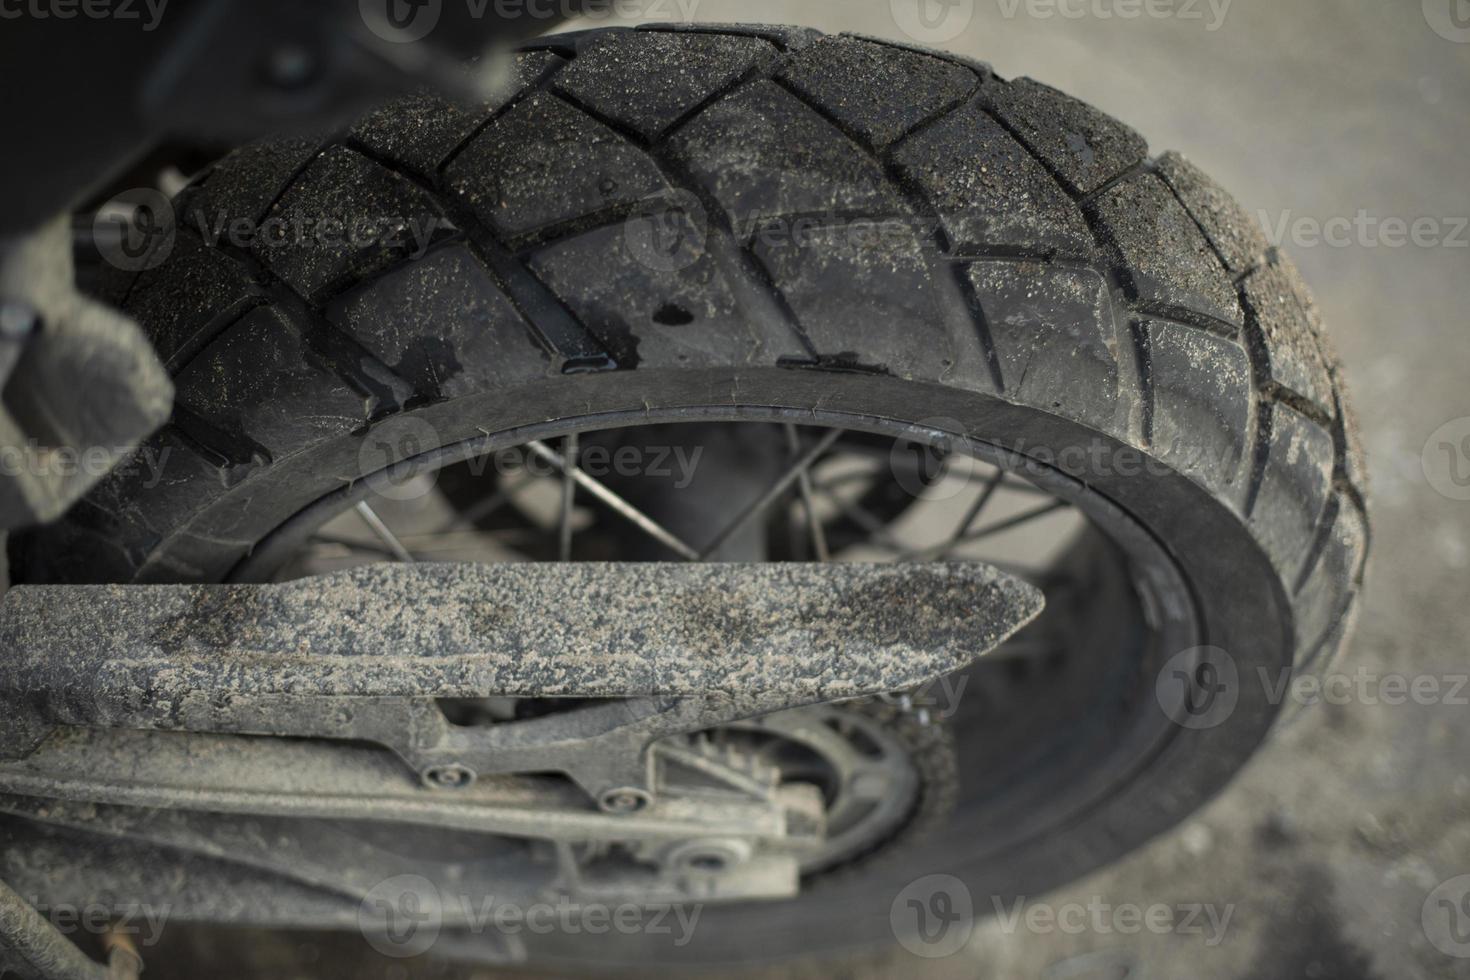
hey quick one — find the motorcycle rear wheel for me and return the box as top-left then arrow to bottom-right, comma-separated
9,23 -> 1368,969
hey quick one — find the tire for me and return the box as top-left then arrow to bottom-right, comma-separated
11,24 -> 1368,968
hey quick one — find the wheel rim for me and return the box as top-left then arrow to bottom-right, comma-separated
231,413 -> 1198,890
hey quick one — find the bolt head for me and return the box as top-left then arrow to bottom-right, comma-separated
424,764 -> 474,790
598,788 -> 651,814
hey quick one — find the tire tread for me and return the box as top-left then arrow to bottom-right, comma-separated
18,26 -> 1368,674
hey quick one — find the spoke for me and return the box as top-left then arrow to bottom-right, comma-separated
837,441 -> 1052,495
996,479 -> 1057,497
318,526 -> 553,552
954,470 -> 1006,539
958,499 -> 1071,543
895,470 -> 1007,565
786,424 -> 830,562
314,527 -> 557,566
306,534 -> 397,559
810,467 -> 886,495
434,472 -> 536,534
524,440 -> 700,561
698,427 -> 844,560
354,501 -> 416,563
559,433 -> 578,562
402,527 -> 551,547
902,500 -> 1071,562
811,485 -> 906,554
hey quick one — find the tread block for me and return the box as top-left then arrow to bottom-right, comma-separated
640,23 -> 822,50
82,259 -> 139,309
1289,598 -> 1359,690
1155,151 -> 1269,276
1272,251 -> 1363,490
173,306 -> 368,457
554,30 -> 771,140
350,52 -> 563,177
1094,173 -> 1243,328
180,137 -> 322,244
10,522 -> 138,585
1250,404 -> 1336,585
969,261 -> 1119,432
753,224 -> 954,378
251,146 -> 452,304
59,428 -> 227,558
1242,253 -> 1336,415
529,210 -> 807,370
1294,499 -> 1367,659
845,32 -> 995,75
1142,320 -> 1253,499
326,245 -> 550,399
1335,373 -> 1370,495
892,103 -> 1093,256
124,233 -> 261,370
445,92 -> 669,240
982,78 -> 1146,196
349,92 -> 482,180
670,80 -> 903,227
777,35 -> 978,150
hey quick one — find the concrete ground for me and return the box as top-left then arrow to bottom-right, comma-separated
39,2 -> 1469,978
